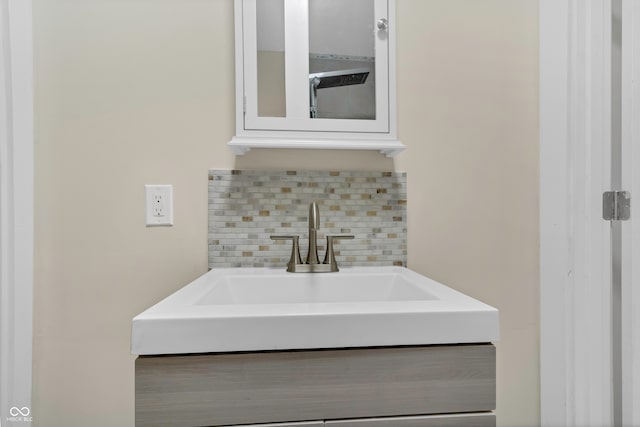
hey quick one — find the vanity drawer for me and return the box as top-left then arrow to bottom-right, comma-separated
241,423 -> 324,427
135,344 -> 495,427
325,413 -> 495,427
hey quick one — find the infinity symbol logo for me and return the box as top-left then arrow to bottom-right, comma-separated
9,406 -> 30,416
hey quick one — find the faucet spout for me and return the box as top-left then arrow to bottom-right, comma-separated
306,202 -> 320,264
309,201 -> 320,230
271,201 -> 353,273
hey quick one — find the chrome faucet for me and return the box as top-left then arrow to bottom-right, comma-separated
271,201 -> 353,273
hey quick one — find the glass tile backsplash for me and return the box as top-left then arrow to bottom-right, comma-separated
208,170 -> 407,269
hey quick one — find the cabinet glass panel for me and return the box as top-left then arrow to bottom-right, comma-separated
308,0 -> 376,120
257,0 -> 286,117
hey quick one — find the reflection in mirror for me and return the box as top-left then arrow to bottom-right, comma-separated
257,0 -> 285,117
309,0 -> 376,120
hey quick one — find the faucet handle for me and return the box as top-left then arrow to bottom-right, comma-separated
323,235 -> 354,271
271,235 -> 302,272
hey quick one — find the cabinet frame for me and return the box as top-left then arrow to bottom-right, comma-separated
230,0 -> 405,157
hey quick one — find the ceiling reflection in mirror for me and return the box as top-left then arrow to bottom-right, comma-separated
256,0 -> 376,120
309,0 -> 375,120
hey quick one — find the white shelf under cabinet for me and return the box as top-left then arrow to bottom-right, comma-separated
228,136 -> 406,157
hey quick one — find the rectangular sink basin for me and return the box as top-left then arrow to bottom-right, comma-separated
131,267 -> 499,355
195,273 -> 437,305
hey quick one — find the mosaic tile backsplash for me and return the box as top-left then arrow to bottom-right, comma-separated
208,170 -> 407,269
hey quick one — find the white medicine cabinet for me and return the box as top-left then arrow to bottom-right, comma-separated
229,0 -> 405,157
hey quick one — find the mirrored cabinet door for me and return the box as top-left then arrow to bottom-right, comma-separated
240,0 -> 391,133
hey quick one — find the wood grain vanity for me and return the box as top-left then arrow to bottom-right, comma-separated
135,343 -> 495,427
132,267 -> 499,426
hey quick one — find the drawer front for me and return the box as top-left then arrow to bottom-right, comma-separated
325,413 -> 496,427
239,423 -> 324,427
136,344 -> 495,427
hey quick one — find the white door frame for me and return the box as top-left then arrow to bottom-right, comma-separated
540,0 -> 614,425
620,1 -> 640,425
0,0 -> 34,422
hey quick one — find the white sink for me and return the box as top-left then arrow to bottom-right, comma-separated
195,272 -> 437,305
131,267 -> 499,355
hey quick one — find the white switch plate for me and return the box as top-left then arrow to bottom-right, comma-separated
145,185 -> 173,226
